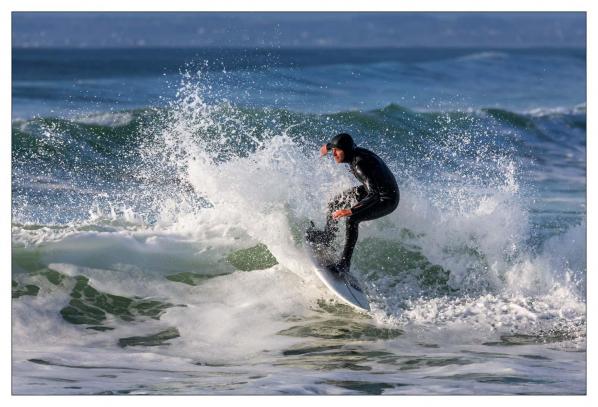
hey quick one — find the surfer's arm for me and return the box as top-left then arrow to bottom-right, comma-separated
350,161 -> 381,216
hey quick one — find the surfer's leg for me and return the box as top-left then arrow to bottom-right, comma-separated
339,217 -> 359,270
338,199 -> 399,271
351,198 -> 399,223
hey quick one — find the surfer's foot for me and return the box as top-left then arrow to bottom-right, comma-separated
305,225 -> 335,247
327,262 -> 363,291
325,262 -> 350,277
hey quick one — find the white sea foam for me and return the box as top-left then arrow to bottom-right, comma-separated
523,103 -> 586,117
456,51 -> 510,61
73,111 -> 134,127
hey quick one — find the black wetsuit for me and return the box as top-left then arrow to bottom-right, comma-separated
325,146 -> 400,269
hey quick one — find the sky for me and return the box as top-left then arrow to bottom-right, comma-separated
12,12 -> 586,48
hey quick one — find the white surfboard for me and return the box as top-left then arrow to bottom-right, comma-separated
305,242 -> 370,312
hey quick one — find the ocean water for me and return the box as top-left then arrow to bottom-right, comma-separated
12,47 -> 586,395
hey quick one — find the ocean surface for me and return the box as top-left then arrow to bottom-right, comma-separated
12,47 -> 586,394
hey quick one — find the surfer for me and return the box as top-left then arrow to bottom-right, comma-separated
306,133 -> 400,275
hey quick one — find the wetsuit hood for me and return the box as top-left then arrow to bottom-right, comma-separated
327,133 -> 356,163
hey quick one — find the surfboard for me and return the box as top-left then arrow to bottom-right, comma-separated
304,241 -> 370,312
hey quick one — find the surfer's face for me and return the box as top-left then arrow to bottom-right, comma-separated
332,148 -> 345,163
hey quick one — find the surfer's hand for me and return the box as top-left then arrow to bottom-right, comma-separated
332,209 -> 352,219
320,144 -> 328,156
